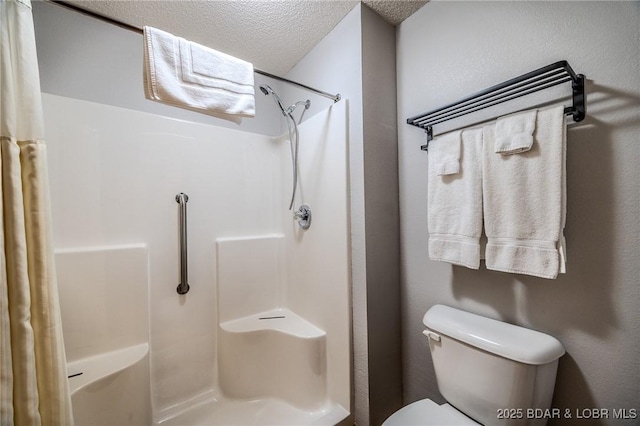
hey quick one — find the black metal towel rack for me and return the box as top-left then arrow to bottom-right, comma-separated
406,61 -> 586,151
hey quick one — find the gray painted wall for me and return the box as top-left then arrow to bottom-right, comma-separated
397,2 -> 639,424
361,5 -> 402,426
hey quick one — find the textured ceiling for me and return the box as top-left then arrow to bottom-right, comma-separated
363,0 -> 427,25
65,1 -> 427,76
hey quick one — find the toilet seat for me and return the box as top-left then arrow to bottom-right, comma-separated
382,398 -> 480,426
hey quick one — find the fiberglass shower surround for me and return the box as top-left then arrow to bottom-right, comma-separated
46,95 -> 351,425
39,3 -> 351,424
260,84 -> 311,210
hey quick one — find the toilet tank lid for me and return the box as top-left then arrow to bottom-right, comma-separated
423,305 -> 565,365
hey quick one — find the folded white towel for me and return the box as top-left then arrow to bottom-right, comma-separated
428,128 -> 483,269
432,130 -> 462,175
143,26 -> 255,122
495,109 -> 537,154
482,105 -> 567,279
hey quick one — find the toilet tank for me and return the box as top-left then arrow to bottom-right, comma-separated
423,305 -> 565,426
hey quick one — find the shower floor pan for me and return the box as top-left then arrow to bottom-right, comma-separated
159,396 -> 349,426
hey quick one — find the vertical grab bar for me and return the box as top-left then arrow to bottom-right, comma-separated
176,193 -> 190,295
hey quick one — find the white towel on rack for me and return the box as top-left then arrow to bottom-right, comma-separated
143,26 -> 255,122
432,130 -> 462,175
428,128 -> 483,269
494,109 -> 537,154
482,105 -> 567,279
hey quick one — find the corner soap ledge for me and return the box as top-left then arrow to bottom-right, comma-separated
66,343 -> 149,395
220,309 -> 325,339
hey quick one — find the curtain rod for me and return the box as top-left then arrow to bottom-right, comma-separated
48,0 -> 341,103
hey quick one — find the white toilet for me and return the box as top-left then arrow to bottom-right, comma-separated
384,305 -> 565,425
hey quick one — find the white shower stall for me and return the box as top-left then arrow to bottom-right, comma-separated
44,92 -> 351,425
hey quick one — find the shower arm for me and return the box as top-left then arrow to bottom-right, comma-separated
287,101 -> 310,124
286,100 -> 310,114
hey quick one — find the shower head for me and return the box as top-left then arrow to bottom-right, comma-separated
259,84 -> 287,116
259,85 -> 311,211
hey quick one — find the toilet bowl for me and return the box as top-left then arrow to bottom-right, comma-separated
384,399 -> 479,425
383,305 -> 565,426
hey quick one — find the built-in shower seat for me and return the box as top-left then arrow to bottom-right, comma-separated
219,308 -> 325,338
218,307 -> 328,410
216,235 -> 329,411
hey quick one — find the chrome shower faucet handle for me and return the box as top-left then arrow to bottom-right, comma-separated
293,204 -> 312,230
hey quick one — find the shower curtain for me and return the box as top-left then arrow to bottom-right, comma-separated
0,0 -> 73,424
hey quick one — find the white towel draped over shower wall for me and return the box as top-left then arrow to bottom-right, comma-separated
0,0 -> 73,424
143,26 -> 255,122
